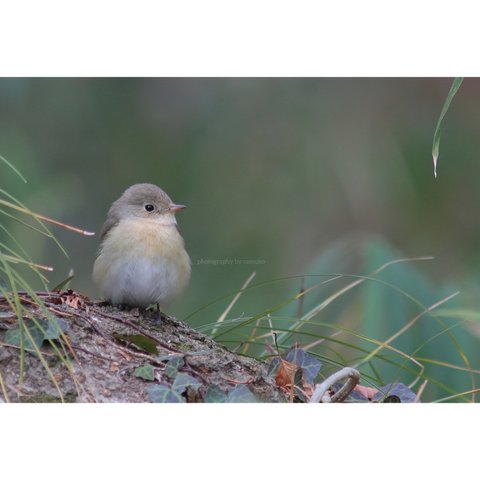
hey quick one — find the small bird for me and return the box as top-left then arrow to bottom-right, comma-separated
93,183 -> 191,310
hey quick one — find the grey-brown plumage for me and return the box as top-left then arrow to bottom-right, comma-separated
100,183 -> 174,240
93,183 -> 190,308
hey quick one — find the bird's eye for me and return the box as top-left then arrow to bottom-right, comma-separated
144,204 -> 155,212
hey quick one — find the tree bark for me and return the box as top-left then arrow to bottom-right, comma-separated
0,291 -> 286,403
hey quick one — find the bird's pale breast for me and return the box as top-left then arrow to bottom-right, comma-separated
93,218 -> 191,307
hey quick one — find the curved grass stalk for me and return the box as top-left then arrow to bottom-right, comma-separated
0,188 -> 94,260
414,357 -> 480,375
0,369 -> 9,402
20,315 -> 65,402
387,318 -> 475,401
215,266 -> 474,400
234,321 -> 426,380
211,271 -> 256,336
352,291 -> 459,368
208,259 -> 435,343
219,310 -> 477,401
0,255 -> 26,382
224,335 -> 462,399
0,153 -> 27,183
0,224 -> 51,288
2,251 -> 53,272
0,208 -> 60,238
0,197 -> 94,237
0,191 -> 85,401
278,257 -> 435,345
4,267 -> 83,398
0,190 -> 69,257
187,258 -> 433,323
434,388 -> 480,403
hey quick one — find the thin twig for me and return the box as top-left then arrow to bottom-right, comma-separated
303,330 -> 342,350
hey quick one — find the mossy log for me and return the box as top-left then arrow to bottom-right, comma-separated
0,291 -> 286,403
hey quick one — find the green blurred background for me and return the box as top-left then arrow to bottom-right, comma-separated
2,78 -> 480,398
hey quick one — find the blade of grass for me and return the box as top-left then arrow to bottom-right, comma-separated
0,223 -> 51,289
51,274 -> 75,292
414,357 -> 480,375
0,254 -> 26,383
352,291 -> 460,368
0,197 -> 95,236
0,191 -> 69,257
0,208 -> 60,237
1,252 -> 53,272
432,77 -> 464,178
0,153 -> 27,183
415,380 -> 428,402
247,320 -> 425,377
211,271 -> 256,336
434,388 -> 480,403
434,308 -> 480,322
0,369 -> 10,402
278,257 -> 434,345
1,257 -> 83,399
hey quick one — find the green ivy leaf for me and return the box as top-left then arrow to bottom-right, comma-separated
5,320 -> 47,353
44,318 -> 69,340
285,347 -> 322,384
134,364 -> 155,381
226,385 -> 257,403
373,383 -> 417,403
148,384 -> 185,403
203,386 -> 228,403
165,356 -> 185,379
172,373 -> 202,394
113,333 -> 158,354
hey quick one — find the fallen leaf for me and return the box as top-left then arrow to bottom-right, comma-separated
64,294 -> 83,309
226,385 -> 257,403
134,363 -> 155,381
275,360 -> 298,388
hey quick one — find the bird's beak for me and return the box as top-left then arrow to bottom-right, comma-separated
169,203 -> 187,213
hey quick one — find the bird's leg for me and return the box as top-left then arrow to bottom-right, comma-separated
156,303 -> 161,321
